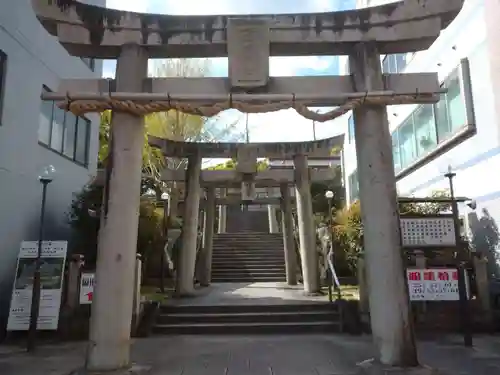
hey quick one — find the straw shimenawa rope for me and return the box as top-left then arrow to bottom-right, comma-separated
57,93 -> 436,123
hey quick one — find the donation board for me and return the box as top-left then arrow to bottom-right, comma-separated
407,268 -> 469,301
7,241 -> 68,331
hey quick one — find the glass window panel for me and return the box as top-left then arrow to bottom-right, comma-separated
392,131 -> 402,173
348,115 -> 355,143
399,117 -> 416,168
394,53 -> 408,73
50,107 -> 65,152
414,104 -> 437,157
64,112 -> 77,159
435,94 -> 451,142
446,77 -> 466,131
39,100 -> 53,145
382,56 -> 390,73
349,170 -> 359,201
75,117 -> 89,165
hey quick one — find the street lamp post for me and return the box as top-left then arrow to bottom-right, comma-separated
27,165 -> 56,352
444,165 -> 473,347
160,192 -> 169,293
324,190 -> 341,301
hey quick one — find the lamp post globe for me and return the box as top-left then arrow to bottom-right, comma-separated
38,165 -> 56,184
325,190 -> 334,199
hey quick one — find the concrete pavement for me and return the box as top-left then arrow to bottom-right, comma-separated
2,335 -> 500,375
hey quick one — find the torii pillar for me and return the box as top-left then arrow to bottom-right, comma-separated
176,153 -> 202,295
349,42 -> 417,366
294,154 -> 320,294
87,44 -> 147,371
218,188 -> 227,233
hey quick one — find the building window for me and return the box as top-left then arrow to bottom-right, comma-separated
39,86 -> 91,167
81,57 -> 96,72
414,104 -> 437,157
398,117 -> 417,169
0,49 -> 7,124
382,53 -> 409,74
348,169 -> 359,202
436,74 -> 467,141
390,60 -> 472,174
392,132 -> 401,173
347,114 -> 355,143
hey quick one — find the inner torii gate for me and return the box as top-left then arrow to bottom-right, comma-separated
31,0 -> 465,371
148,135 -> 343,291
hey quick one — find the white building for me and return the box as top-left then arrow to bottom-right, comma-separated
0,0 -> 103,332
343,0 -> 500,270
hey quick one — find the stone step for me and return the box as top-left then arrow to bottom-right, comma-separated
211,276 -> 286,282
212,260 -> 285,264
211,268 -> 285,273
214,235 -> 282,238
159,303 -> 338,314
211,275 -> 286,280
214,235 -> 282,239
213,246 -> 284,250
212,251 -> 284,255
212,253 -> 285,259
154,302 -> 342,335
214,244 -> 283,247
211,259 -> 285,264
157,310 -> 338,325
214,239 -> 282,241
211,263 -> 285,270
212,270 -> 286,275
213,247 -> 283,250
213,248 -> 283,250
153,321 -> 341,335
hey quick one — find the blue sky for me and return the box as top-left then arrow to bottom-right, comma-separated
102,0 -> 355,146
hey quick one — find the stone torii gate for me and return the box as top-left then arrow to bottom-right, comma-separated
31,0 -> 465,371
150,135 -> 343,290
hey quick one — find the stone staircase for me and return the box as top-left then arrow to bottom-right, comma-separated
211,232 -> 286,282
226,207 -> 269,233
153,303 -> 342,334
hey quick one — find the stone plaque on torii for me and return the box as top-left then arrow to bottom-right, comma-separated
30,0 -> 466,371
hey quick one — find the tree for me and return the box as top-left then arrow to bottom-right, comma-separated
310,166 -> 344,221
73,58 -> 246,266
68,185 -> 164,268
331,189 -> 453,275
399,189 -> 451,215
99,59 -> 245,200
206,159 -> 269,171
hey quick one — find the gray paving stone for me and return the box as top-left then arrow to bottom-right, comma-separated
2,333 -> 500,375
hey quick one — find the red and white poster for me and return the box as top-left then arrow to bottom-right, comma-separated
79,273 -> 95,304
406,268 -> 470,301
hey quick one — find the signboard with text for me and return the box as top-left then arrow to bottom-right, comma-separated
400,217 -> 456,247
79,273 -> 95,304
407,268 -> 469,301
7,241 -> 68,331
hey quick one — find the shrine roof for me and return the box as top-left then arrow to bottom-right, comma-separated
32,0 -> 465,58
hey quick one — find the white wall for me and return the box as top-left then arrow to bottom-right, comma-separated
0,0 -> 103,329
